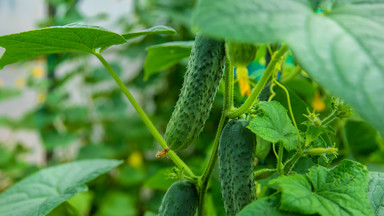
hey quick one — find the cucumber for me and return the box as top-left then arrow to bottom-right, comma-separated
165,34 -> 225,151
158,180 -> 198,216
225,42 -> 257,67
219,119 -> 257,215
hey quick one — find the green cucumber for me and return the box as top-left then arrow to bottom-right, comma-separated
165,34 -> 225,151
158,180 -> 198,216
219,119 -> 257,215
225,41 -> 257,67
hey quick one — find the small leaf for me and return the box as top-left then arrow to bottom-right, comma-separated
248,101 -> 298,151
271,160 -> 374,216
122,25 -> 176,40
0,24 -> 126,68
143,168 -> 176,191
304,124 -> 334,146
0,159 -> 122,216
368,172 -> 384,215
144,41 -> 193,79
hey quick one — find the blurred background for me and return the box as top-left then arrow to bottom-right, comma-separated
1,0 -> 383,215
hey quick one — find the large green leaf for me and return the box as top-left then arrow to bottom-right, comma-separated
195,0 -> 384,134
0,24 -> 126,69
0,159 -> 122,216
271,160 -> 373,216
0,24 -> 176,69
248,101 -> 298,151
144,41 -> 193,79
368,172 -> 384,215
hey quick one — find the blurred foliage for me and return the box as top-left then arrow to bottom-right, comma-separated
0,0 -> 383,215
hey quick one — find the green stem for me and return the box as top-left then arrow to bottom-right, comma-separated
274,80 -> 301,153
198,114 -> 228,216
228,45 -> 289,118
322,110 -> 338,125
94,53 -> 196,178
198,58 -> 233,216
277,142 -> 284,175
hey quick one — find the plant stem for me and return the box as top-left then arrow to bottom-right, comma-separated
94,53 -> 196,178
277,142 -> 284,175
198,58 -> 233,216
274,80 -> 302,153
228,45 -> 289,118
322,110 -> 338,125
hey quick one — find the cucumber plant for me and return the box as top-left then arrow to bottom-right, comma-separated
0,0 -> 384,215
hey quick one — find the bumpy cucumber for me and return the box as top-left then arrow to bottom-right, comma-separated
219,119 -> 257,215
165,34 -> 225,151
158,180 -> 198,216
225,41 -> 257,67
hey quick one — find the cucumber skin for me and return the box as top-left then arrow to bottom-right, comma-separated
219,119 -> 257,216
165,34 -> 225,151
226,42 -> 257,67
158,180 -> 198,216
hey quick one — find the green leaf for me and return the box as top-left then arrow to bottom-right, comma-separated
304,124 -> 334,146
46,202 -> 82,216
255,136 -> 271,161
195,0 -> 384,134
0,24 -> 126,69
271,160 -> 373,216
144,41 -> 193,79
95,191 -> 137,216
238,194 -> 300,216
41,130 -> 78,150
0,159 -> 122,216
248,101 -> 298,151
345,120 -> 380,156
122,25 -> 176,40
368,172 -> 384,215
273,86 -> 311,132
143,168 -> 176,191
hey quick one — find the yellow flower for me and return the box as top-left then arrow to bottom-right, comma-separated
128,151 -> 143,168
15,77 -> 25,88
312,93 -> 326,112
236,66 -> 251,96
37,92 -> 46,104
32,65 -> 45,78
0,79 -> 3,87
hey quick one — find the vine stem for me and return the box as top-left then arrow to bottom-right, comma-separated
228,45 -> 289,118
277,142 -> 284,175
322,109 -> 338,125
198,57 -> 233,216
273,80 -> 302,153
94,52 -> 196,178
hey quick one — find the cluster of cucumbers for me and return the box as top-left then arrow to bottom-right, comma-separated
159,33 -> 258,216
